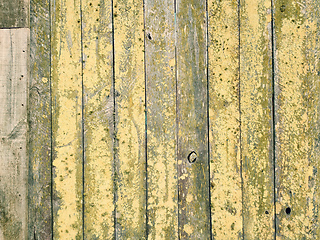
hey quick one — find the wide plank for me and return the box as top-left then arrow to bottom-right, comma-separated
274,0 -> 320,238
0,28 -> 29,240
145,0 -> 178,238
82,0 -> 114,238
176,0 -> 211,238
51,0 -> 83,238
208,0 -> 242,238
113,0 -> 146,238
28,0 -> 52,238
0,0 -> 29,28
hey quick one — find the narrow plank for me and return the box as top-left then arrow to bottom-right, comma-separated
82,0 -> 114,238
274,0 -> 320,238
51,0 -> 83,238
145,0 -> 178,238
240,0 -> 275,238
0,28 -> 29,239
0,0 -> 29,28
113,0 -> 146,238
176,0 -> 211,238
208,0 -> 242,238
28,0 -> 52,238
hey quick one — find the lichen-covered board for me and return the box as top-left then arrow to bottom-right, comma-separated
240,0 -> 275,238
176,0 -> 211,238
51,0 -> 83,238
274,0 -> 320,238
0,0 -> 29,28
82,0 -> 114,239
28,0 -> 52,238
208,0 -> 242,238
113,0 -> 146,238
0,28 -> 29,240
145,0 -> 178,239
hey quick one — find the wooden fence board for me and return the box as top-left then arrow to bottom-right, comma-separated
240,0 -> 275,238
0,0 -> 29,28
176,0 -> 211,238
113,0 -> 146,238
82,0 -> 114,239
51,0 -> 83,238
0,28 -> 29,240
28,0 -> 52,239
208,0 -> 242,238
145,0 -> 178,239
274,0 -> 320,238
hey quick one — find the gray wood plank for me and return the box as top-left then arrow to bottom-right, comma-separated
0,0 -> 29,28
28,0 -> 52,239
0,28 -> 29,240
176,0 -> 211,238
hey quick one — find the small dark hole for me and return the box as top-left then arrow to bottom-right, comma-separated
265,211 -> 269,214
280,5 -> 285,12
147,33 -> 152,40
21,104 -> 24,106
285,207 -> 291,214
21,75 -> 23,77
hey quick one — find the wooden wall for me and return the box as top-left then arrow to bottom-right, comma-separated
0,0 -> 320,239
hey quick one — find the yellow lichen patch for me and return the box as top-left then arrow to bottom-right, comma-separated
113,0 -> 146,238
51,0 -> 83,239
82,0 -> 114,238
275,0 -> 320,238
208,0 -> 242,238
240,0 -> 274,238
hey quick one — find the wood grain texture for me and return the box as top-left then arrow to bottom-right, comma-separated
176,0 -> 211,238
145,0 -> 178,239
28,0 -> 52,239
82,0 -> 114,239
51,0 -> 83,238
0,28 -> 29,240
208,0 -> 242,238
240,0 -> 275,238
113,0 -> 146,238
0,0 -> 29,28
274,0 -> 320,238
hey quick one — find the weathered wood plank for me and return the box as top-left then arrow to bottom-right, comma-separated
82,0 -> 114,238
0,28 -> 29,240
28,0 -> 52,238
113,0 -> 146,238
51,0 -> 83,238
176,0 -> 211,238
274,0 -> 320,238
208,0 -> 242,238
145,0 -> 178,238
0,0 -> 29,28
240,0 -> 275,238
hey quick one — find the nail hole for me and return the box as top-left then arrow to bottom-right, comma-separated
187,151 -> 197,163
265,211 -> 269,214
147,33 -> 152,40
285,207 -> 291,215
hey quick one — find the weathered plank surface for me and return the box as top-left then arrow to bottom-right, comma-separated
113,0 -> 146,238
51,0 -> 83,238
240,0 -> 275,238
208,0 -> 242,238
82,0 -> 114,239
0,28 -> 29,240
145,0 -> 178,239
176,0 -> 211,238
274,0 -> 320,238
0,0 -> 29,28
28,0 -> 52,239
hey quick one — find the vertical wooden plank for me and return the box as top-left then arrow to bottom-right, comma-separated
176,0 -> 211,238
113,0 -> 146,238
145,0 -> 178,239
240,0 -> 275,238
274,0 -> 320,238
82,0 -> 114,238
208,0 -> 242,238
0,0 -> 29,28
51,0 -> 83,238
28,0 -> 52,238
0,28 -> 29,239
